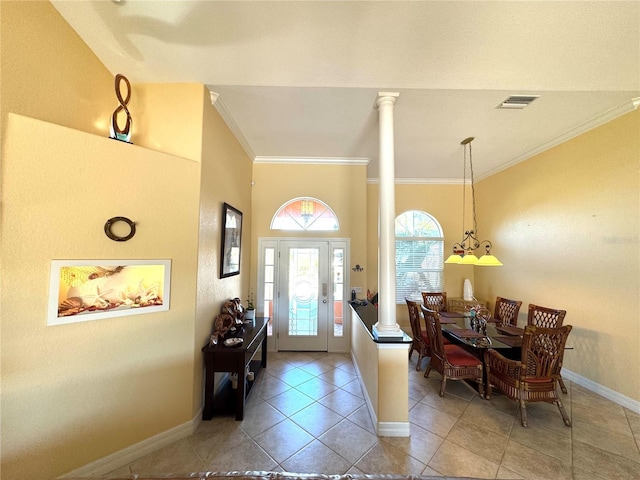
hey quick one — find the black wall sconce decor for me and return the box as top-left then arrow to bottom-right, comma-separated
352,264 -> 364,272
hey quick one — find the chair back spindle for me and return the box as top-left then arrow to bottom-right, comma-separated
527,304 -> 566,328
422,292 -> 447,312
494,296 -> 523,326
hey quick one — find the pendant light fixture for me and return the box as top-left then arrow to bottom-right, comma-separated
445,137 -> 503,266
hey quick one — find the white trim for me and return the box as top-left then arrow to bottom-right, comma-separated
562,369 -> 640,415
368,97 -> 640,185
377,421 -> 411,437
477,97 -> 640,181
368,177 -> 462,185
260,237 -> 351,352
254,156 -> 370,166
58,409 -> 202,478
209,90 -> 255,160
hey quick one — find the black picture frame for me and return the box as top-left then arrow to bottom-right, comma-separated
220,203 -> 242,278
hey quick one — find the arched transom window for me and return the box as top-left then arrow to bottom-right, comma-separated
395,210 -> 444,303
271,197 -> 339,231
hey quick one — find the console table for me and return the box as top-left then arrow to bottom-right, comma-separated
202,317 -> 268,420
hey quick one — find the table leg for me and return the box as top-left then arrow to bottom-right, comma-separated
236,357 -> 246,421
203,358 -> 215,420
261,334 -> 268,368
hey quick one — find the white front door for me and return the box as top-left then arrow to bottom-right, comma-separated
277,241 -> 329,351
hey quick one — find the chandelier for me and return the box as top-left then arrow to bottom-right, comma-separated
444,137 -> 503,266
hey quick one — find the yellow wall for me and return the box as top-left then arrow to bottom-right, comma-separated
129,83 -> 205,163
0,1 -> 113,140
352,315 -> 379,417
1,115 -> 201,479
250,162 -> 367,293
2,2 -> 638,478
366,182 -> 475,330
474,109 -> 640,401
194,93 -> 253,412
1,3 -> 254,478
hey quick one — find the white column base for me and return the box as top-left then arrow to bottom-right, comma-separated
372,322 -> 404,338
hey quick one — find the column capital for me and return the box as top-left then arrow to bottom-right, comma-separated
375,92 -> 400,108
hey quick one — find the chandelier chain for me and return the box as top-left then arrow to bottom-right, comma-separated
445,136 -> 502,265
469,141 -> 478,239
462,142 -> 467,246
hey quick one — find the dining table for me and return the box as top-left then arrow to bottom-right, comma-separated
437,311 -> 573,395
438,310 -> 523,354
437,310 -> 524,393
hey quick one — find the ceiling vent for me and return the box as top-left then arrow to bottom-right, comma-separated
497,95 -> 540,109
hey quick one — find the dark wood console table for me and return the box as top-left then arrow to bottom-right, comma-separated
202,317 -> 268,420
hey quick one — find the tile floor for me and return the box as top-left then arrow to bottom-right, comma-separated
109,352 -> 640,479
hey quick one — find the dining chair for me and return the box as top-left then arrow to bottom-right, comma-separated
527,304 -> 567,328
485,324 -> 573,427
421,291 -> 447,312
494,296 -> 523,326
527,303 -> 568,394
422,307 -> 484,397
405,298 -> 430,371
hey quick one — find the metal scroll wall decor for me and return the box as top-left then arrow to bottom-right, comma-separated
109,73 -> 133,143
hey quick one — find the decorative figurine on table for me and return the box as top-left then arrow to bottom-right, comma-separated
222,298 -> 245,325
209,313 -> 235,346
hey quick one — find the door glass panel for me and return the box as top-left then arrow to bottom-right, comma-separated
263,247 -> 275,336
288,248 -> 319,336
265,265 -> 274,282
332,248 -> 344,337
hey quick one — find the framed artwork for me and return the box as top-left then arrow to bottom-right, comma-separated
47,259 -> 171,326
220,202 -> 242,278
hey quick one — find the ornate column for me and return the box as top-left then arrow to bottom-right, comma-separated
374,92 -> 403,338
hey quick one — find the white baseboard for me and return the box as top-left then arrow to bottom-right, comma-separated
377,421 -> 411,437
62,365 -> 639,479
59,408 -> 202,478
562,368 -> 640,414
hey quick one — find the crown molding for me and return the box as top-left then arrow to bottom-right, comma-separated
254,156 -> 370,165
209,90 -> 255,160
477,96 -> 640,181
367,177 -> 463,185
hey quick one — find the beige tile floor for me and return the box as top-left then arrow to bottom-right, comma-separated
109,352 -> 640,479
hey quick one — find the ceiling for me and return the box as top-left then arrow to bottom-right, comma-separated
51,1 -> 639,181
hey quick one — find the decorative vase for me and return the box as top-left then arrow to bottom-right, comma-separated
245,308 -> 255,320
463,278 -> 474,301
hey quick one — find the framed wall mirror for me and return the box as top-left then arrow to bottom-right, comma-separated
220,202 -> 242,278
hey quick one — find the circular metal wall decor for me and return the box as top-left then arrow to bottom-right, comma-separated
104,216 -> 136,242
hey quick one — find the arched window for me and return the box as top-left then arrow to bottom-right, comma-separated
395,210 -> 444,303
271,197 -> 339,231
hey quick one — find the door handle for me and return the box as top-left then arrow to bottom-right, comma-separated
322,283 -> 327,297
323,300 -> 327,304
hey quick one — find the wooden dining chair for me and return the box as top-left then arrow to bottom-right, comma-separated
527,304 -> 566,328
527,303 -> 568,394
421,291 -> 447,312
405,298 -> 430,371
422,307 -> 484,397
494,296 -> 523,327
485,324 -> 573,427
